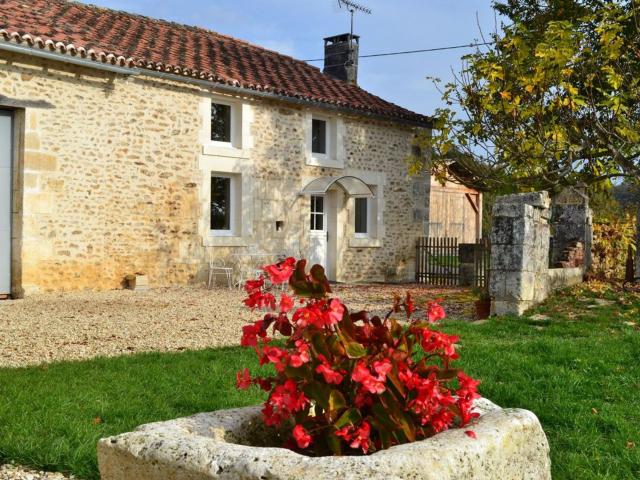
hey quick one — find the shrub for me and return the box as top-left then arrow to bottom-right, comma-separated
592,215 -> 636,280
236,258 -> 480,455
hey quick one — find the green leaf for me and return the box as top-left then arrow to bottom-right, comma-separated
334,408 -> 362,429
303,380 -> 332,410
326,433 -> 343,455
335,325 -> 367,359
284,365 -> 313,381
372,403 -> 399,430
307,331 -> 331,358
344,341 -> 367,359
386,369 -> 406,397
328,389 -> 346,415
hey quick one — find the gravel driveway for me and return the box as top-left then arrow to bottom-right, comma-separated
0,283 -> 472,369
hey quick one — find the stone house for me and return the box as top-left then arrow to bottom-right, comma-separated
0,0 -> 433,296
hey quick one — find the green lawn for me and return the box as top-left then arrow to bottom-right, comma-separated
0,283 -> 639,479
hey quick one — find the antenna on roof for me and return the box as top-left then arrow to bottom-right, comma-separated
337,0 -> 372,39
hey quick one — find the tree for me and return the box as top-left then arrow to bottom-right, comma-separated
412,0 -> 640,268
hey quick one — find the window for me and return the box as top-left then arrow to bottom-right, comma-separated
354,197 -> 369,236
311,119 -> 327,155
306,115 -> 343,168
211,102 -> 232,143
210,175 -> 234,234
310,195 -> 324,231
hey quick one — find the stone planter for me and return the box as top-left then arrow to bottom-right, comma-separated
475,299 -> 491,320
124,273 -> 149,291
97,398 -> 550,479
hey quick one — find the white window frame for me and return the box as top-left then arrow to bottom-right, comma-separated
346,170 -> 385,248
354,197 -> 371,239
209,173 -> 239,237
199,155 -> 253,247
311,117 -> 330,159
200,97 -> 253,157
209,101 -> 235,148
305,112 -> 344,169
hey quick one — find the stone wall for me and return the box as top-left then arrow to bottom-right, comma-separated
551,187 -> 593,269
489,192 -> 551,316
548,267 -> 583,291
490,191 -> 585,316
0,51 -> 426,294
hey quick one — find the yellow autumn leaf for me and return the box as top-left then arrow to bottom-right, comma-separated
524,85 -> 535,93
500,91 -> 512,100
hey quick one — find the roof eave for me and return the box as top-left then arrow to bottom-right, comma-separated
0,36 -> 433,128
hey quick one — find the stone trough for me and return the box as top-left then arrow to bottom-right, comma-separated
97,399 -> 551,480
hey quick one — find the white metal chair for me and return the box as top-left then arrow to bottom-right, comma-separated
208,259 -> 233,290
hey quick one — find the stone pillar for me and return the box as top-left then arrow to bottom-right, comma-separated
490,192 -> 551,316
551,187 -> 593,270
458,243 -> 476,287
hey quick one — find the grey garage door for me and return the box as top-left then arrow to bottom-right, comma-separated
0,110 -> 11,295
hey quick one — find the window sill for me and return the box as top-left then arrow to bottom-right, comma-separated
205,235 -> 250,247
349,237 -> 382,248
203,143 -> 249,158
306,155 -> 344,169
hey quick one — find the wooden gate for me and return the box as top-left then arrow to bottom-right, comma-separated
471,238 -> 491,288
415,237 -> 459,286
415,237 -> 490,287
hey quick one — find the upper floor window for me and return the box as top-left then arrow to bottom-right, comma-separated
312,119 -> 327,155
211,102 -> 232,143
307,114 -> 343,168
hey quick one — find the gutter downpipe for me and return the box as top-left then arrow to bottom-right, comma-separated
0,40 -> 431,128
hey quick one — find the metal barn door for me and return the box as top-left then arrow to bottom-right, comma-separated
0,110 -> 12,295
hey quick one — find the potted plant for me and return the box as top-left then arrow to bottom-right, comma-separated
472,286 -> 492,320
235,258 -> 480,455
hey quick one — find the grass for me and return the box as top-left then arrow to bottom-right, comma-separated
0,282 -> 639,479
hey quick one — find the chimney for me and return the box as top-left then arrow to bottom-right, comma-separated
323,34 -> 359,85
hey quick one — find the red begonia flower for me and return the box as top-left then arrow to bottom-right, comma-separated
292,424 -> 312,449
323,298 -> 345,326
244,276 -> 264,294
349,421 -> 371,453
289,340 -> 310,367
263,257 -> 296,284
427,301 -> 446,323
240,320 -> 266,347
352,362 -> 386,394
315,362 -> 344,385
279,294 -> 295,313
236,368 -> 252,390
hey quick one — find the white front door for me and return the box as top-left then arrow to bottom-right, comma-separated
309,195 -> 327,271
0,110 -> 12,295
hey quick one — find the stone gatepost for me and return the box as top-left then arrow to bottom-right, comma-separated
550,187 -> 593,270
458,243 -> 477,287
490,192 -> 551,316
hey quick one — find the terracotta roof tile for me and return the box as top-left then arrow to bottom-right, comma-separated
0,0 -> 430,125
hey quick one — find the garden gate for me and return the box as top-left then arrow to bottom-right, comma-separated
415,237 -> 490,287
